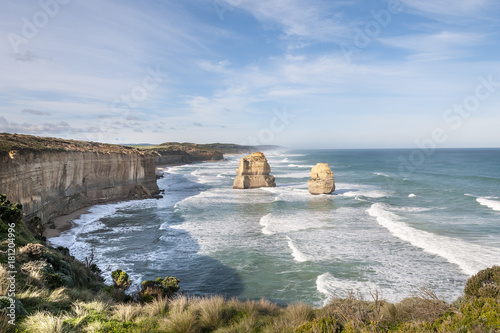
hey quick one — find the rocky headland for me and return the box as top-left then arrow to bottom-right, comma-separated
233,152 -> 276,189
308,163 -> 335,195
144,143 -> 224,166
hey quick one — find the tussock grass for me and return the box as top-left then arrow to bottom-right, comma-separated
196,295 -> 232,329
83,299 -> 112,314
159,305 -> 198,333
0,265 -> 9,295
20,311 -> 64,333
112,303 -> 141,322
284,303 -> 314,325
0,312 -> 13,333
143,296 -> 169,318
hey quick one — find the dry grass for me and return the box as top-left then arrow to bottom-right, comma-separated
241,298 -> 281,317
48,287 -> 71,303
389,286 -> 452,325
196,295 -> 229,329
159,298 -> 199,333
0,264 -> 9,295
20,311 -> 64,333
83,299 -> 111,314
112,303 -> 141,322
143,296 -> 169,318
284,303 -> 314,326
0,312 -> 13,333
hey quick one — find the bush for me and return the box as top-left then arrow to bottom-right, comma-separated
111,269 -> 131,290
20,243 -> 45,259
139,276 -> 180,303
464,266 -> 500,299
294,315 -> 343,333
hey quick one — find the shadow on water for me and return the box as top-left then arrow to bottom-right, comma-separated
127,171 -> 244,297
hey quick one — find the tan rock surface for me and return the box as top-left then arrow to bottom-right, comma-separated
0,134 -> 159,222
233,152 -> 276,189
308,163 -> 335,195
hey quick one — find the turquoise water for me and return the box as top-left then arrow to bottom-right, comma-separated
50,149 -> 500,306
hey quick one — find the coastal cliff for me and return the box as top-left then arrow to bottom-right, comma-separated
150,143 -> 224,166
136,142 -> 284,166
0,133 -> 159,222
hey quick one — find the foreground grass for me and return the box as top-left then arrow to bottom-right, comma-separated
3,290 -> 499,332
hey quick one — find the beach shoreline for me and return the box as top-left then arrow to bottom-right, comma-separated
44,206 -> 91,239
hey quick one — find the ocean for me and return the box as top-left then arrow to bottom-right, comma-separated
50,149 -> 500,307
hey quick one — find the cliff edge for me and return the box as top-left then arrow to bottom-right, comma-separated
0,133 -> 160,222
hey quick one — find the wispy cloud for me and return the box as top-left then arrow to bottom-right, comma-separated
401,0 -> 495,18
380,31 -> 485,61
21,109 -> 51,116
223,0 -> 355,43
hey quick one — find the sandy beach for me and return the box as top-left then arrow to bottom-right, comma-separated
44,207 -> 91,239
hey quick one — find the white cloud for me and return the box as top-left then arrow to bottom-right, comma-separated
379,31 -> 485,61
223,0 -> 355,42
401,0 -> 493,17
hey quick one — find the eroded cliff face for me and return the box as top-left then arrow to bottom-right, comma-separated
233,152 -> 276,189
308,163 -> 335,195
0,134 -> 159,222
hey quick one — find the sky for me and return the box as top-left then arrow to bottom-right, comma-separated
1,0 -> 500,149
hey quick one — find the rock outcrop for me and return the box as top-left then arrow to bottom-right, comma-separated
0,134 -> 160,222
308,163 -> 335,195
233,152 -> 276,189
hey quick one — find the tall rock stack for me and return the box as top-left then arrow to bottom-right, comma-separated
308,163 -> 335,195
233,152 -> 276,189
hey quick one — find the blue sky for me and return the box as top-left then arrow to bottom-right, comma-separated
1,0 -> 499,148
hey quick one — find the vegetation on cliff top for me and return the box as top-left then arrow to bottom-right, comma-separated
0,133 -> 150,155
1,194 -> 499,332
132,142 -> 284,155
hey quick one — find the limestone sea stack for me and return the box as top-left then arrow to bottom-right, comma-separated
233,152 -> 276,189
308,163 -> 335,195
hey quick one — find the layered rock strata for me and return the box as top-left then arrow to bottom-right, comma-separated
0,134 -> 160,222
308,163 -> 335,195
233,152 -> 276,189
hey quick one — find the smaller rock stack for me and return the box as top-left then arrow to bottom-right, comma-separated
233,152 -> 276,189
308,163 -> 335,195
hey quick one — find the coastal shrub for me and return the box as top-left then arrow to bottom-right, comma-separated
464,266 -> 500,299
111,269 -> 131,290
394,296 -> 450,323
433,297 -> 500,332
139,276 -> 180,303
20,243 -> 45,259
294,315 -> 343,333
106,269 -> 132,302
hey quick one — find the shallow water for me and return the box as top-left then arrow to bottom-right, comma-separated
50,149 -> 500,306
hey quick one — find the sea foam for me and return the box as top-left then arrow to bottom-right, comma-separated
316,273 -> 379,306
367,203 -> 500,275
286,236 -> 309,262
